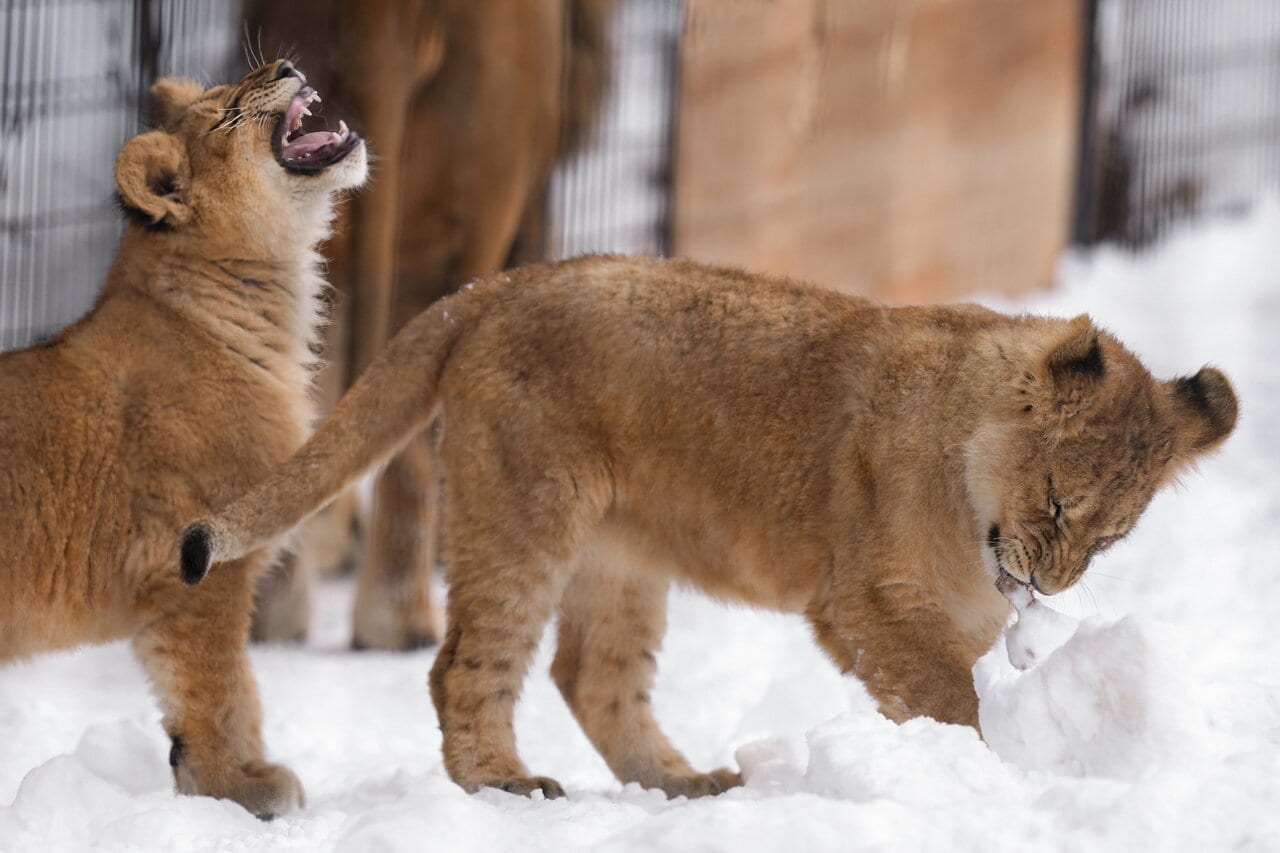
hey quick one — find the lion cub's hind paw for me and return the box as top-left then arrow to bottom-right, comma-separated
659,767 -> 743,799
483,775 -> 567,799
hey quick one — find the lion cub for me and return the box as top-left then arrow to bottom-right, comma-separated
0,62 -> 365,817
181,256 -> 1237,800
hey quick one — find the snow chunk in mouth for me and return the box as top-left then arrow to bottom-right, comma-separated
996,569 -> 1078,670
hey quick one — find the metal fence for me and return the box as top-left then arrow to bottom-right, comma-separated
1075,0 -> 1280,245
546,0 -> 682,259
0,0 -> 678,352
0,0 -> 237,351
7,0 -> 1280,350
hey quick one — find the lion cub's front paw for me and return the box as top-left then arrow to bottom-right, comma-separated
480,775 -> 566,799
199,760 -> 305,820
658,767 -> 743,799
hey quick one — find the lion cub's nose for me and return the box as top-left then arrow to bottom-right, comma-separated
274,61 -> 302,82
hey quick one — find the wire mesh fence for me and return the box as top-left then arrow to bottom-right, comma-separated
0,0 -> 237,351
1075,0 -> 1280,245
0,0 -> 678,352
546,0 -> 682,260
6,0 -> 1280,350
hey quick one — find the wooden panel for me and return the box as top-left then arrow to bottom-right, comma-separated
673,0 -> 1080,303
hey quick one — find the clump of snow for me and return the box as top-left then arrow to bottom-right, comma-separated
996,574 -> 1081,670
804,713 -> 1017,803
977,616 -> 1213,779
1003,597 -> 1080,671
70,720 -> 171,796
982,572 -> 1212,781
0,725 -> 260,852
735,736 -> 806,792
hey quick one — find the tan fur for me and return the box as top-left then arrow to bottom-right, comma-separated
247,0 -> 612,649
182,256 -> 1237,799
0,62 -> 366,817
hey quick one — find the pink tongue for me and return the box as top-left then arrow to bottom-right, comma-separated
283,131 -> 337,159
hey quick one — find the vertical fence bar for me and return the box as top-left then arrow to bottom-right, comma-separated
0,0 -> 238,352
546,0 -> 684,260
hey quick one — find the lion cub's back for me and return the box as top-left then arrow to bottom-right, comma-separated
467,254 -> 868,389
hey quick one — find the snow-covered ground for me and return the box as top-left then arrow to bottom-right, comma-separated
3,207 -> 1279,852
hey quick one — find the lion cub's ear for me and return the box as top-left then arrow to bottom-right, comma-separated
1036,314 -> 1105,417
1044,315 -> 1104,385
1167,367 -> 1238,457
150,77 -> 204,127
115,131 -> 192,227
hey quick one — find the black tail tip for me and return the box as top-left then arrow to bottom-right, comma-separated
179,523 -> 214,585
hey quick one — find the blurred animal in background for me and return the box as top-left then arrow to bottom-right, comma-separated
0,61 -> 367,818
246,0 -> 612,650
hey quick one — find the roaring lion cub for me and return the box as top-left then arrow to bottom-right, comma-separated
181,256 -> 1237,799
0,61 -> 365,816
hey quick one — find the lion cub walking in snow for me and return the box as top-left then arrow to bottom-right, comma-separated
181,256 -> 1237,799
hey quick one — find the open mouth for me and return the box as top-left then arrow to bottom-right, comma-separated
273,86 -> 361,173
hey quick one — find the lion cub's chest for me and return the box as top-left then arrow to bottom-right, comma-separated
940,565 -> 1012,652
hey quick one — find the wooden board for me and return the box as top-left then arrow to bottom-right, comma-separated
673,0 -> 1080,303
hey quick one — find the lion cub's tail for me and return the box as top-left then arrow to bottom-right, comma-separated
179,293 -> 480,585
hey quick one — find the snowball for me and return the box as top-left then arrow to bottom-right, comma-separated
1004,598 -> 1080,670
736,736 -> 806,791
73,720 -> 170,796
996,571 -> 1080,670
977,616 -> 1213,779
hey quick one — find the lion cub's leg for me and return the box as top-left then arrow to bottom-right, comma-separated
429,547 -> 571,799
353,433 -> 444,650
551,564 -> 741,799
134,556 -> 303,819
808,596 -> 980,729
428,424 -> 611,798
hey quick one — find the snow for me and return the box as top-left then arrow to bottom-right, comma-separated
4,205 -> 1280,851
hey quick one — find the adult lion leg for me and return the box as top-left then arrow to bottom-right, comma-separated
134,555 -> 303,819
352,434 -> 443,650
807,592 -> 980,729
251,550 -> 312,644
551,565 -> 741,798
